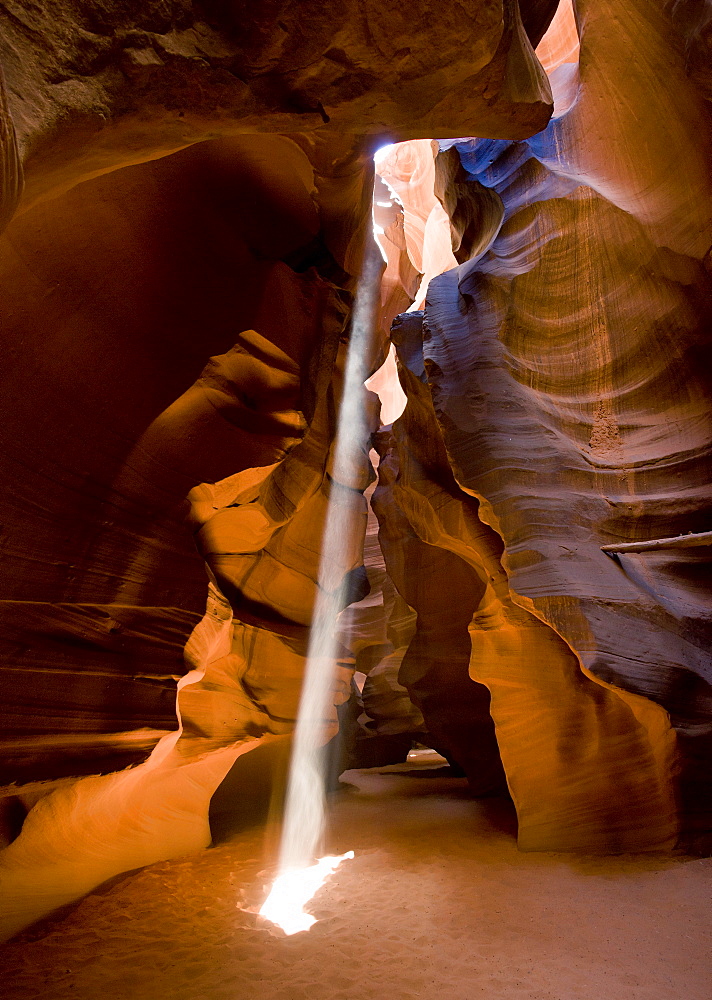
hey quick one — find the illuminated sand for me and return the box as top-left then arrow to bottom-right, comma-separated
257,852 -> 354,935
2,764 -> 709,1000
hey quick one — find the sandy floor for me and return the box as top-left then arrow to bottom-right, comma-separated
1,763 -> 710,1000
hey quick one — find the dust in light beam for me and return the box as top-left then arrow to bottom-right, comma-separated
256,237 -> 382,935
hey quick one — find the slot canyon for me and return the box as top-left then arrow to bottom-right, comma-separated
0,0 -> 710,996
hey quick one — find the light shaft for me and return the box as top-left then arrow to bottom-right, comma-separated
277,242 -> 381,873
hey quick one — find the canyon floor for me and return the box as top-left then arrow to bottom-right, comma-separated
2,757 -> 710,1000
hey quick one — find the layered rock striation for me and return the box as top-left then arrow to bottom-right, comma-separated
375,0 -> 712,846
0,0 -> 710,941
0,0 -> 556,783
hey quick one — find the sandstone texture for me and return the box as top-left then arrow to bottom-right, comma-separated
0,0 -> 556,780
371,0 -> 712,849
0,0 -> 710,942
0,0 -> 553,216
2,769 -> 711,1000
0,132 -> 365,776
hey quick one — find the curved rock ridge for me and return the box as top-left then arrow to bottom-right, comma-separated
0,108 -> 395,935
667,0 -> 712,104
0,0 -> 710,944
375,139 -> 458,310
0,132 -> 375,767
0,63 -> 21,230
0,292 -> 380,943
534,0 -> 579,73
410,0 -> 712,839
0,0 -> 553,223
180,355 -> 380,752
376,312 -> 677,851
0,0 -> 557,797
535,0 -> 712,258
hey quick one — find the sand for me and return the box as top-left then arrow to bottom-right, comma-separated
1,762 -> 710,1000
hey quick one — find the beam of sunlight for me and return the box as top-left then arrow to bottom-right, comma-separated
373,142 -> 395,165
257,242 -> 382,935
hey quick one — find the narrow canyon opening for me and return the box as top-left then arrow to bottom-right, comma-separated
0,1 -> 711,996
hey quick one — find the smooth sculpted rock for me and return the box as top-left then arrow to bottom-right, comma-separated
0,332 -> 379,941
3,0 -> 710,944
376,312 -> 677,851
376,140 -> 459,310
414,0 -> 711,841
0,0 -> 554,223
0,133 -> 365,772
666,0 -> 712,105
0,1 -> 557,783
0,123 -> 383,935
0,63 -> 21,229
181,352 -> 380,754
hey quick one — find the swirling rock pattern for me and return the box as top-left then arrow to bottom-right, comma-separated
0,63 -> 21,230
399,0 -> 712,842
1,0 -> 710,941
0,133 -> 366,783
0,0 -> 553,220
0,0 -> 558,784
376,312 -> 678,850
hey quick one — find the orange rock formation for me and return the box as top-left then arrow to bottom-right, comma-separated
0,0 -> 710,939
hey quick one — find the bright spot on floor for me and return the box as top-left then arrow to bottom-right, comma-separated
258,852 -> 355,935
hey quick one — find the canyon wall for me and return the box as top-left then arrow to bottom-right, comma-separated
0,0 -> 562,939
0,0 -> 553,781
374,0 -> 712,847
0,0 -> 710,939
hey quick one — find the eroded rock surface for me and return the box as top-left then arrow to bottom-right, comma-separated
376,0 -> 712,844
0,0 -> 553,217
0,0 -> 710,942
375,311 -> 678,851
0,132 -> 369,778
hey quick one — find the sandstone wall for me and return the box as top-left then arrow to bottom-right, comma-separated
1,0 -> 710,941
0,0 -> 554,784
373,0 -> 712,846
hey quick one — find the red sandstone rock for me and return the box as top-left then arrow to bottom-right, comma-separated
0,0 -> 553,223
392,0 -> 712,843
0,0 -> 710,942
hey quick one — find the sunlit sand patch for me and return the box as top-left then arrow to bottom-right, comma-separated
257,851 -> 355,935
